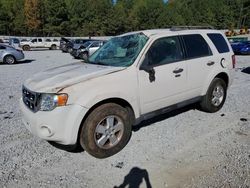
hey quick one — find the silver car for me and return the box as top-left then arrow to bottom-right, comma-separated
0,44 -> 25,64
71,41 -> 106,59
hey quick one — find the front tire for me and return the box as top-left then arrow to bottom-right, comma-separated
200,78 -> 227,113
3,55 -> 16,64
80,52 -> 88,60
80,103 -> 132,158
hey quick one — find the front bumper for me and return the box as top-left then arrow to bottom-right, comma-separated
20,99 -> 88,145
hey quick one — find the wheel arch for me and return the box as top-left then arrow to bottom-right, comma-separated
215,72 -> 229,88
76,97 -> 136,145
202,71 -> 229,95
3,54 -> 16,64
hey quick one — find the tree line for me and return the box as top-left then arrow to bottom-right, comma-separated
0,0 -> 249,37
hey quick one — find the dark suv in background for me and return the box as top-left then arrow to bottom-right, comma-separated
60,38 -> 93,53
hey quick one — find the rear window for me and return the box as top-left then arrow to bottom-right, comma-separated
207,33 -> 230,53
182,34 -> 212,59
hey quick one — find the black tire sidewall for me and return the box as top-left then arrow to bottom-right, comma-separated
4,55 -> 15,64
23,45 -> 30,51
201,78 -> 227,113
51,45 -> 56,50
80,103 -> 131,158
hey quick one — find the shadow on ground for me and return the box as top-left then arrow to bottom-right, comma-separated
18,59 -> 36,64
0,59 -> 35,65
48,141 -> 83,153
114,167 -> 152,188
133,104 -> 196,132
242,67 -> 250,74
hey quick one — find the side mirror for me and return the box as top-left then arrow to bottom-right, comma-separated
140,56 -> 155,82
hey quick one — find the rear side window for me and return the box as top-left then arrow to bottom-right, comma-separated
14,39 -> 19,43
207,33 -> 230,53
0,45 -> 6,49
182,34 -> 212,59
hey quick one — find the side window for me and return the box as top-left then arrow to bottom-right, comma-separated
14,39 -> 19,43
91,42 -> 100,48
0,45 -> 6,49
31,39 -> 37,43
38,39 -> 42,42
182,34 -> 212,59
147,36 -> 183,66
45,39 -> 51,42
53,39 -> 58,42
207,33 -> 230,53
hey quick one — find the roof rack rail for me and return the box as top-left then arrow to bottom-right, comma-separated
170,26 -> 214,31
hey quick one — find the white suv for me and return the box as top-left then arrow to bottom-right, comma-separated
20,28 -> 235,158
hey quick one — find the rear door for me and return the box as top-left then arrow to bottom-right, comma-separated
181,34 -> 215,97
138,36 -> 188,114
37,38 -> 43,47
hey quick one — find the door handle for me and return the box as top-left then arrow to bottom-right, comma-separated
173,68 -> 184,74
207,61 -> 215,66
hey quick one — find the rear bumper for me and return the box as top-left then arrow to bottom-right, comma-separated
20,99 -> 89,145
16,53 -> 25,61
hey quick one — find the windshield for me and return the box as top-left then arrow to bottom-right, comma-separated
88,33 -> 148,67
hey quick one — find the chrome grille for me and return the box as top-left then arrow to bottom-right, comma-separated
22,86 -> 40,112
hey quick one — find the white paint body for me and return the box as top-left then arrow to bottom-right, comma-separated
20,29 -> 235,145
20,38 -> 60,49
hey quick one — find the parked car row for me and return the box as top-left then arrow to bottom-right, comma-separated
230,41 -> 250,55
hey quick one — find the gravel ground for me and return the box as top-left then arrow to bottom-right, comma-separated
0,50 -> 249,188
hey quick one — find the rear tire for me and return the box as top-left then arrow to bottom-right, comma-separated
3,55 -> 16,64
79,103 -> 132,158
50,44 -> 57,50
22,45 -> 30,51
200,78 -> 227,113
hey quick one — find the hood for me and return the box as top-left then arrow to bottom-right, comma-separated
24,62 -> 126,93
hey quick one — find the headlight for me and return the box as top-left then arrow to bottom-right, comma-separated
40,93 -> 68,111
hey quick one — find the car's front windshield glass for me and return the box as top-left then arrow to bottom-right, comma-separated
88,33 -> 148,67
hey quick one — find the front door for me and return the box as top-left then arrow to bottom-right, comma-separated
138,36 -> 188,114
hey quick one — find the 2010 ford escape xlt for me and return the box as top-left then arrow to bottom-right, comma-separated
20,28 -> 235,158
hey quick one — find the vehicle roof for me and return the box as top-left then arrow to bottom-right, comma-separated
120,28 -> 223,38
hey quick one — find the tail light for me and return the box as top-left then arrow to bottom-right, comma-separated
232,55 -> 236,69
